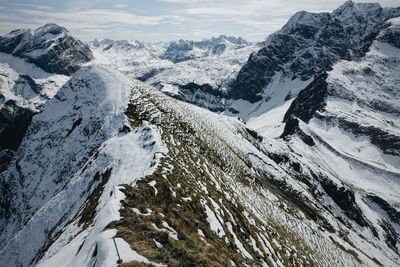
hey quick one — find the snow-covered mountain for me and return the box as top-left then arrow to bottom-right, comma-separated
0,23 -> 92,172
0,53 -> 68,171
1,62 -> 399,266
89,36 -> 258,112
162,35 -> 251,63
228,1 -> 400,114
0,23 -> 93,75
248,16 -> 400,255
89,38 -> 174,81
0,1 -> 399,267
90,1 -> 400,118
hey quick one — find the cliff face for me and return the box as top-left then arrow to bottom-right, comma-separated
0,3 -> 399,267
0,23 -> 93,75
229,1 -> 400,103
0,62 -> 399,266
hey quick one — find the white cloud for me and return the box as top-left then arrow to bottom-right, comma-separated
157,0 -> 212,3
1,0 -> 399,41
18,9 -> 171,26
113,4 -> 128,9
0,22 -> 41,34
11,3 -> 53,10
183,7 -> 244,16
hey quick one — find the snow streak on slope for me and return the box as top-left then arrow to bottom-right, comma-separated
0,65 -> 165,266
0,52 -> 68,111
89,38 -> 259,114
0,52 -> 69,171
223,76 -> 310,120
1,62 -> 399,266
247,99 -> 294,138
252,17 -> 400,264
90,39 -> 174,81
94,82 -> 398,266
0,23 -> 93,75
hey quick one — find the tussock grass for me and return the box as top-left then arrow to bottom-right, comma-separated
109,88 -> 321,266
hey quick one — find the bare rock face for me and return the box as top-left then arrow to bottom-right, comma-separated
0,23 -> 93,75
229,1 -> 400,102
0,100 -> 36,152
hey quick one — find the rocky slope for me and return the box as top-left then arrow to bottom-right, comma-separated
247,14 -> 400,261
90,36 -> 258,112
0,2 -> 399,267
0,23 -> 90,172
229,1 -> 400,105
1,64 -> 399,266
0,23 -> 93,75
162,35 -> 250,63
0,52 -> 69,172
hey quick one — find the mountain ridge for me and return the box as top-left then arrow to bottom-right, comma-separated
0,23 -> 93,75
0,2 -> 399,266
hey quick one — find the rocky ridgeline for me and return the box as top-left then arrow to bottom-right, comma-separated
163,35 -> 251,63
229,1 -> 400,102
0,23 -> 93,75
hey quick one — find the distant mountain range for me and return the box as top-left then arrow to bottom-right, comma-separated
0,1 -> 399,266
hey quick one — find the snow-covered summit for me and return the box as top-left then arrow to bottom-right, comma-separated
0,23 -> 93,75
162,35 -> 251,63
210,35 -> 250,46
229,1 -> 400,105
1,62 -> 399,265
1,3 -> 399,266
332,0 -> 382,20
89,35 -> 259,113
0,64 -> 165,267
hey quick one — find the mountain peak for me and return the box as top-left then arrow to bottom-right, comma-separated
282,10 -> 330,33
333,0 -> 382,19
0,23 -> 93,75
163,35 -> 251,63
210,35 -> 249,45
34,23 -> 67,36
230,1 -> 399,104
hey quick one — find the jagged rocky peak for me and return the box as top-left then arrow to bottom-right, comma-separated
378,17 -> 400,48
280,14 -> 400,160
229,1 -> 400,103
163,35 -> 251,63
0,29 -> 30,54
0,23 -> 93,75
91,37 -> 115,47
280,10 -> 330,36
90,38 -> 146,52
90,38 -> 101,47
210,34 -> 250,45
34,23 -> 66,37
333,0 -> 382,21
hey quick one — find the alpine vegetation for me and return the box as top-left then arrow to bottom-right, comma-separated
0,1 -> 399,266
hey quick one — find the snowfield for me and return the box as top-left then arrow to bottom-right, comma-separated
0,52 -> 68,111
0,65 -> 166,266
0,1 -> 399,266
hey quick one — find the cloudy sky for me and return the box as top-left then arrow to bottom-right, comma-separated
0,0 -> 398,42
